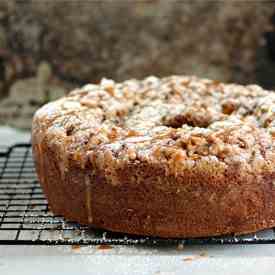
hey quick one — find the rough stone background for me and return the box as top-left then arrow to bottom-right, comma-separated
0,0 -> 275,129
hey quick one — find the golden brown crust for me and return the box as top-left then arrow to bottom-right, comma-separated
32,75 -> 275,237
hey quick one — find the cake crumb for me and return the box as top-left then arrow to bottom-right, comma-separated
199,251 -> 208,257
97,244 -> 113,250
71,244 -> 81,251
183,252 -> 209,261
183,256 -> 196,262
176,243 -> 184,250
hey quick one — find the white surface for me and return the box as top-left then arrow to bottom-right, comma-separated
0,245 -> 275,275
2,255 -> 275,275
0,127 -> 275,275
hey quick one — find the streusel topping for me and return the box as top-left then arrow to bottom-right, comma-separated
33,75 -> 275,176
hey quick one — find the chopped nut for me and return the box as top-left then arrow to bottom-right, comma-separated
127,129 -> 139,137
127,147 -> 137,160
108,127 -> 119,140
80,98 -> 98,108
172,151 -> 186,162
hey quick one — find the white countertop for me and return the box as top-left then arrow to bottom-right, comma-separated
0,126 -> 274,275
1,244 -> 275,275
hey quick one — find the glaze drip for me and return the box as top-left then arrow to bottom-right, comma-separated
85,175 -> 93,223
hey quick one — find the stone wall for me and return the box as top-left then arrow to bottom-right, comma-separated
0,0 -> 274,129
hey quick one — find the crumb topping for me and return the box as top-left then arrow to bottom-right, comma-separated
33,75 -> 275,176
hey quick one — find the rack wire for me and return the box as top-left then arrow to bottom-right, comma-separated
1,143 -> 275,245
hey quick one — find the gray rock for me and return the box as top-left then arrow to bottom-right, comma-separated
0,61 -> 72,129
0,1 -> 273,84
0,1 -> 274,129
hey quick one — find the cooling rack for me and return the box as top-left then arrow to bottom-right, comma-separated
0,143 -> 275,245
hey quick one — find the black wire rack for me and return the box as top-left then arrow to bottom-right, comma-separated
1,143 -> 275,245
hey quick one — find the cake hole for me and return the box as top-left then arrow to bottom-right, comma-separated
163,114 -> 211,129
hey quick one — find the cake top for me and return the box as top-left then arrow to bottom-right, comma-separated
33,75 -> 275,174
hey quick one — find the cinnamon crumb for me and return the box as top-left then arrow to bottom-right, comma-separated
183,256 -> 196,262
176,243 -> 184,251
72,244 -> 81,251
97,244 -> 113,250
183,252 -> 208,261
127,130 -> 139,137
199,251 -> 208,257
